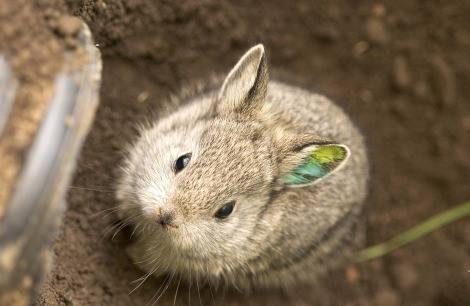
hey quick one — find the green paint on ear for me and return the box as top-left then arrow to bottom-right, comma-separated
284,145 -> 349,187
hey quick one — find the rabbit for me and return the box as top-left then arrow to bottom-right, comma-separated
116,44 -> 369,290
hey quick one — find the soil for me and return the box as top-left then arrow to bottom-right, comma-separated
0,0 -> 82,217
6,0 -> 466,305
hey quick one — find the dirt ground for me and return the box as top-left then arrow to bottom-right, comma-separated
30,0 -> 470,305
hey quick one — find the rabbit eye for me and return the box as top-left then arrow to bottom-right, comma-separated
215,201 -> 235,219
174,153 -> 191,173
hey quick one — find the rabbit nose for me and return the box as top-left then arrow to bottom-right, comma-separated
155,207 -> 177,228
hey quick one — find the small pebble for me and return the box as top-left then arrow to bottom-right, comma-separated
59,293 -> 74,306
462,116 -> 470,131
353,41 -> 370,57
55,273 -> 66,281
44,8 -> 60,19
345,265 -> 361,284
57,16 -> 82,37
374,288 -> 400,306
137,91 -> 149,103
431,55 -> 456,106
366,18 -> 389,45
372,3 -> 386,17
392,56 -> 412,90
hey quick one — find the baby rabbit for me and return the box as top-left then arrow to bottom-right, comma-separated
116,44 -> 369,290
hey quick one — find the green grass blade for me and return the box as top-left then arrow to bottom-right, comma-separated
356,201 -> 470,262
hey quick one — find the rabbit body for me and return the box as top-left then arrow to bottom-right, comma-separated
117,45 -> 369,289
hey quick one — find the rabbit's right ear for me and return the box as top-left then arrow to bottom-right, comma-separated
280,144 -> 350,187
217,44 -> 268,118
274,133 -> 350,188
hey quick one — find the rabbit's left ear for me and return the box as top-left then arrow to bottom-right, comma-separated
217,44 -> 268,117
281,144 -> 350,187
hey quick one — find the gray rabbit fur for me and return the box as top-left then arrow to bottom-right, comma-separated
116,44 -> 369,290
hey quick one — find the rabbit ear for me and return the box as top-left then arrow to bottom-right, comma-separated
217,44 -> 268,117
280,144 -> 350,187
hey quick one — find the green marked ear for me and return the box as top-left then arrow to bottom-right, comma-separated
283,144 -> 350,187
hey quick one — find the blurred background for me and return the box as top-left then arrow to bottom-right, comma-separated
1,1 -> 469,305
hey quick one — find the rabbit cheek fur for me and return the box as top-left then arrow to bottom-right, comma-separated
116,44 -> 369,289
